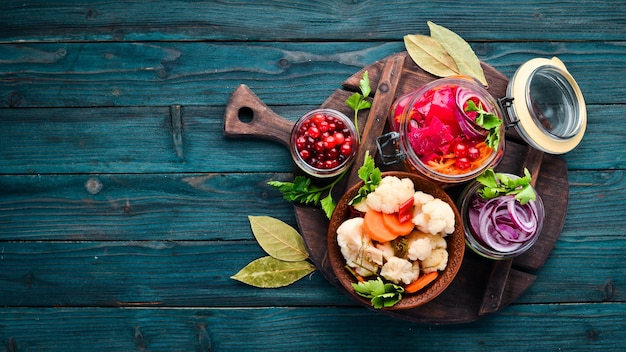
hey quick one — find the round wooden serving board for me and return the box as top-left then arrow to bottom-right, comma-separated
224,52 -> 569,324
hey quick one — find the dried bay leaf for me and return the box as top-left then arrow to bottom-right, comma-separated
404,34 -> 459,77
231,256 -> 315,288
248,215 -> 309,262
427,21 -> 488,87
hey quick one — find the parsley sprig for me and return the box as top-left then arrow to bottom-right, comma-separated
267,169 -> 347,220
476,168 -> 536,205
351,277 -> 404,309
268,151 -> 380,219
345,71 -> 372,143
464,100 -> 502,149
269,72 -> 375,219
349,151 -> 382,206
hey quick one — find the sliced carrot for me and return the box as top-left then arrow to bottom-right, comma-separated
363,210 -> 398,243
404,271 -> 439,294
382,212 -> 415,237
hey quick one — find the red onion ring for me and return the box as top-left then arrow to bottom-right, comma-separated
469,194 -> 541,253
455,88 -> 489,141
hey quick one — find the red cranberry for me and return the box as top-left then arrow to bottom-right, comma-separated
295,136 -> 307,150
294,110 -> 356,171
326,147 -> 339,160
312,113 -> 325,125
318,120 -> 330,132
454,142 -> 468,158
324,135 -> 337,149
299,149 -> 310,160
340,142 -> 352,156
334,132 -> 345,145
307,126 -> 320,139
456,157 -> 470,169
314,140 -> 325,153
467,146 -> 480,161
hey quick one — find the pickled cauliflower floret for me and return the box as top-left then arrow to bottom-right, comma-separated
412,191 -> 435,213
365,176 -> 415,214
380,256 -> 420,285
429,233 -> 447,250
406,231 -> 433,261
421,248 -> 449,273
376,241 -> 395,261
351,199 -> 371,213
336,217 -> 381,276
412,198 -> 455,236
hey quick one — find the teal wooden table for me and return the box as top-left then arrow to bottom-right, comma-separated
1,1 -> 625,350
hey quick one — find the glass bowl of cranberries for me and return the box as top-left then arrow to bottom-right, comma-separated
291,108 -> 359,178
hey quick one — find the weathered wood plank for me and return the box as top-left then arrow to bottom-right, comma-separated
0,171 -> 624,306
1,170 -> 624,242
0,173 -> 298,240
0,235 -> 623,308
1,41 -> 623,108
0,241 -> 350,307
0,305 -> 624,350
0,0 -> 623,42
0,104 -> 623,174
0,105 -> 302,174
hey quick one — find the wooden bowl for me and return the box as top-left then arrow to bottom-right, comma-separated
327,171 -> 465,310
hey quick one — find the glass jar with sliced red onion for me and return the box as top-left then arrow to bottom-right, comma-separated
387,77 -> 505,184
457,173 -> 545,260
291,108 -> 359,178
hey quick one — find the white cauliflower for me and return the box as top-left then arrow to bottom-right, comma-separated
413,191 -> 435,212
365,176 -> 415,214
406,231 -> 433,261
376,241 -> 395,261
412,198 -> 456,236
351,199 -> 371,213
362,244 -> 384,266
380,256 -> 420,285
429,233 -> 447,250
421,248 -> 449,273
336,217 -> 381,276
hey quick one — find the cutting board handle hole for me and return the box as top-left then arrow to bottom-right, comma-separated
237,107 -> 254,123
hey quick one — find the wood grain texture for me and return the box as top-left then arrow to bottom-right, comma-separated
1,42 -> 624,108
0,0 -> 624,348
1,104 -> 623,174
0,0 -> 623,42
0,305 -> 625,351
0,173 -> 297,240
0,205 -> 626,310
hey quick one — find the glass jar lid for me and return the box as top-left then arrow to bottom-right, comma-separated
504,57 -> 586,154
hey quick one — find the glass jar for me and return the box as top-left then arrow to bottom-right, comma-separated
290,108 -> 359,178
379,76 -> 505,184
457,175 -> 545,260
503,57 -> 586,154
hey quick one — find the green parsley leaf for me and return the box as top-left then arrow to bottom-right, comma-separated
351,277 -> 404,309
320,194 -> 336,219
464,100 -> 502,149
476,168 -> 537,205
349,151 -> 382,206
345,71 -> 372,143
268,168 -> 348,219
268,176 -> 322,205
268,73 -> 374,219
359,70 -> 371,97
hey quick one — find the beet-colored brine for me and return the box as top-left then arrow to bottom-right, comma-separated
389,78 -> 504,181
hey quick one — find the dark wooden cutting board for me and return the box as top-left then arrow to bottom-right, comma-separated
224,52 -> 568,324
